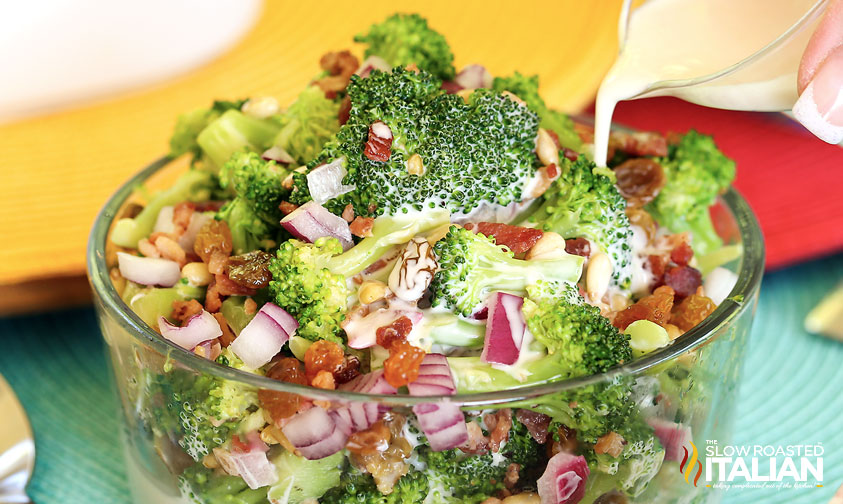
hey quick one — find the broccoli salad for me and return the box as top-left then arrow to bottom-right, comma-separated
109,13 -> 742,504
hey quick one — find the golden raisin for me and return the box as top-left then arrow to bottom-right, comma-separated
226,251 -> 273,289
346,420 -> 391,455
672,294 -> 717,331
304,340 -> 345,383
383,341 -> 426,388
376,316 -> 413,350
613,285 -> 675,330
614,158 -> 666,207
194,220 -> 233,274
258,358 -> 307,422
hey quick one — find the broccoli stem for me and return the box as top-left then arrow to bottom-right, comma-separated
424,311 -> 486,348
196,110 -> 281,170
110,169 -> 216,248
327,209 -> 450,277
446,356 -> 567,393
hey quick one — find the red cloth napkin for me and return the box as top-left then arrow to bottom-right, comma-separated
604,97 -> 843,270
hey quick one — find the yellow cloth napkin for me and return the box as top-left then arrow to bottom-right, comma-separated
0,1 -> 621,313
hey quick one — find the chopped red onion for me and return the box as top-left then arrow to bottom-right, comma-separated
537,452 -> 589,504
212,447 -> 278,490
261,146 -> 295,164
158,310 -> 222,349
153,206 -> 175,234
409,354 -> 467,451
282,406 -> 349,460
441,80 -> 463,94
177,211 -> 212,251
454,64 -> 493,90
280,200 -> 354,251
117,252 -> 181,287
306,157 -> 355,205
481,292 -> 526,365
647,418 -> 693,462
229,303 -> 297,370
345,308 -> 423,349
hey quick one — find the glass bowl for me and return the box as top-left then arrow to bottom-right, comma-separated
87,155 -> 764,504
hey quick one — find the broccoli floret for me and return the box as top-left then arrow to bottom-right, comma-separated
492,72 -> 582,151
170,99 -> 248,159
647,131 -> 735,256
220,151 -> 290,223
292,68 -> 540,218
429,226 -> 584,316
146,364 -> 257,461
268,237 -> 348,343
320,469 -> 429,504
216,198 -> 279,256
527,155 -> 633,288
197,109 -> 282,171
111,169 -> 217,248
355,13 -> 455,81
180,463 -> 268,504
420,417 -> 544,503
268,209 -> 450,342
522,283 -> 632,377
273,86 -> 341,165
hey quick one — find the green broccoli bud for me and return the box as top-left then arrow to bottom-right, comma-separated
169,99 -> 247,159
273,86 -> 341,165
216,198 -> 279,256
492,72 -> 583,151
268,237 -> 348,343
355,13 -> 455,81
527,155 -> 633,288
111,169 -> 216,248
197,109 -> 282,171
219,151 -> 290,223
429,226 -> 584,316
320,468 -> 429,504
646,130 -> 735,256
295,68 -> 540,218
522,283 -> 632,377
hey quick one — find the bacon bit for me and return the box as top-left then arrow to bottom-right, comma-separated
485,409 -> 513,453
460,421 -> 491,455
664,265 -> 703,298
441,80 -> 463,94
278,201 -> 298,216
561,147 -> 579,162
404,63 -> 420,73
504,463 -> 521,489
314,50 -> 359,97
648,254 -> 668,282
342,204 -> 355,223
545,163 -> 559,179
172,299 -> 203,324
463,222 -> 544,254
350,216 -> 375,237
244,297 -> 257,315
672,294 -> 717,331
670,241 -> 694,266
364,122 -> 393,162
547,425 -> 578,458
376,316 -> 414,350
565,238 -> 591,258
195,201 -> 227,212
311,370 -> 336,390
609,130 -> 668,157
154,235 -> 187,266
338,96 -> 352,125
515,410 -> 552,444
594,431 -> 626,458
613,285 -> 675,330
212,312 -> 237,347
138,238 -> 160,258
172,202 -> 196,235
546,130 -> 561,149
205,273 -> 257,313
205,283 -> 223,313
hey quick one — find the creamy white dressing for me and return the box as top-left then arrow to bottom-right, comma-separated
594,0 -> 822,167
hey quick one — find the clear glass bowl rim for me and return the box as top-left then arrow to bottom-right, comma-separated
87,156 -> 765,408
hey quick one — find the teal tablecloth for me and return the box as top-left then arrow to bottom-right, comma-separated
2,253 -> 842,503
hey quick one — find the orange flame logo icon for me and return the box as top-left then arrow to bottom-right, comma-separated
679,441 -> 703,487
